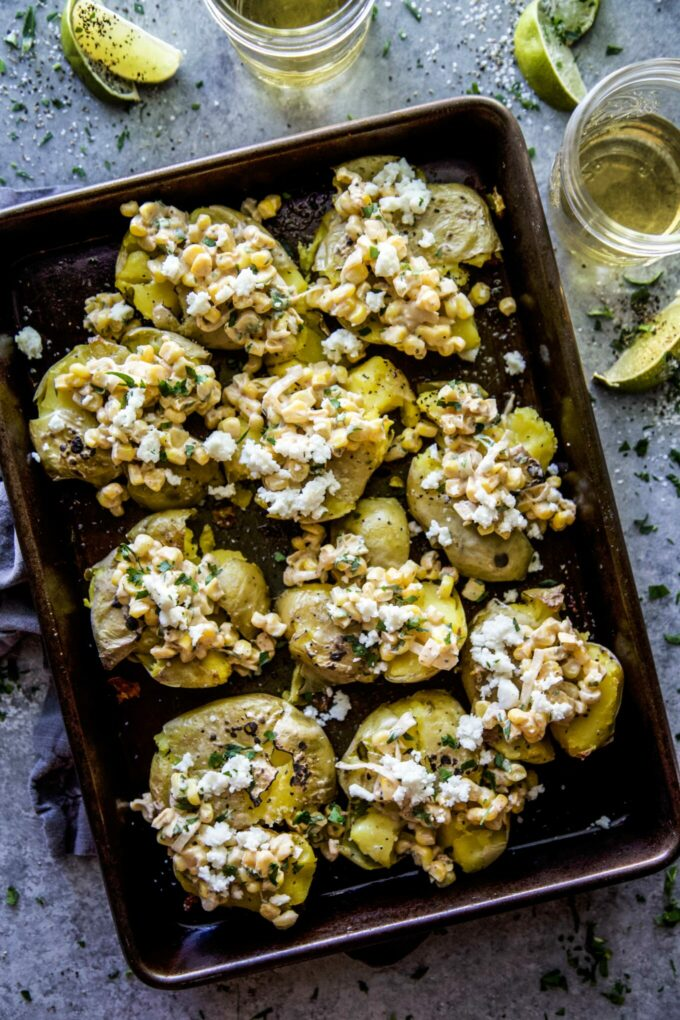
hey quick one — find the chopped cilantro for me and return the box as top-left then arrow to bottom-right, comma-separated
116,127 -> 130,151
587,306 -> 614,319
38,131 -> 53,147
634,438 -> 649,457
540,968 -> 568,992
634,515 -> 657,534
328,803 -> 344,825
175,573 -> 198,592
20,990 -> 32,1003
667,473 -> 680,497
109,371 -> 136,388
158,378 -> 188,397
257,651 -> 270,667
649,584 -> 670,600
601,979 -> 630,1004
382,39 -> 391,57
634,471 -> 650,483
134,1 -> 145,11
6,885 -> 19,907
126,566 -> 146,586
72,166 -> 87,179
606,44 -> 623,55
273,551 -> 286,563
441,734 -> 459,749
403,0 -> 422,20
664,634 -> 680,646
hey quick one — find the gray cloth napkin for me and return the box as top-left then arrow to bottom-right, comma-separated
1,217 -> 96,854
0,482 -> 94,856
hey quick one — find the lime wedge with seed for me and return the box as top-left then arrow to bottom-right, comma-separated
62,0 -> 139,102
539,0 -> 600,45
68,0 -> 181,84
514,0 -> 587,111
594,295 -> 680,391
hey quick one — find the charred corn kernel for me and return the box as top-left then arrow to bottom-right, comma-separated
469,282 -> 491,306
499,296 -> 517,316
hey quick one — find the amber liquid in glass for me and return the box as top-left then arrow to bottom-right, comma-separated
579,113 -> 680,235
234,0 -> 345,29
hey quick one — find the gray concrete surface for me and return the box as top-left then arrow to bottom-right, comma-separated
1,0 -> 679,1017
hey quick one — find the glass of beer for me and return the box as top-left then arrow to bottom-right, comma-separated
201,0 -> 375,87
549,59 -> 680,265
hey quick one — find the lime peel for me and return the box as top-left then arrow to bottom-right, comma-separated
62,0 -> 139,103
593,295 -> 680,392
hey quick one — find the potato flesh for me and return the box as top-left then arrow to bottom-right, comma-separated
149,694 -> 336,826
333,497 -> 410,570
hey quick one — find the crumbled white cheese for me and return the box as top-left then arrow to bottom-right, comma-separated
455,714 -> 484,751
233,267 -> 260,297
136,428 -> 162,463
418,228 -> 436,249
503,589 -> 519,604
503,350 -> 526,376
239,438 -> 281,476
204,431 -> 237,463
112,386 -> 145,428
437,774 -> 472,806
172,752 -> 194,773
426,519 -> 453,548
273,432 -> 332,465
201,821 -> 235,847
526,784 -> 545,802
378,604 -> 417,632
594,814 -> 611,828
208,483 -> 236,499
527,551 -> 543,573
365,290 -> 386,314
421,469 -> 443,491
321,328 -> 366,364
257,471 -> 340,521
186,290 -> 212,317
14,326 -> 43,359
408,520 -> 423,536
235,826 -> 269,850
374,241 -> 401,278
219,753 -> 254,792
379,754 -> 435,807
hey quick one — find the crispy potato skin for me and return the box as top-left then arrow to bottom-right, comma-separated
332,498 -> 410,569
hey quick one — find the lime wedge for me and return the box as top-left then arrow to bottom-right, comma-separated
514,0 -> 587,111
594,295 -> 680,391
69,0 -> 182,83
539,0 -> 600,45
62,0 -> 139,102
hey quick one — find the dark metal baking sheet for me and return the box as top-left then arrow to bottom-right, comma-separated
1,98 -> 678,989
